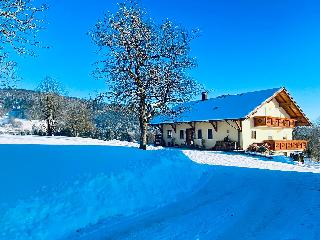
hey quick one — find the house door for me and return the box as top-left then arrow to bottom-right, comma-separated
186,128 -> 194,146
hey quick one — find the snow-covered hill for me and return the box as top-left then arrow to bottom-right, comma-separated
0,135 -> 319,240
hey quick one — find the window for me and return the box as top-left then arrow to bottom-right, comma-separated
167,130 -> 172,139
180,130 -> 184,139
251,130 -> 257,139
197,129 -> 202,139
208,129 -> 213,139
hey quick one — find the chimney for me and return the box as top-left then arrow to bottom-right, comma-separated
201,92 -> 208,101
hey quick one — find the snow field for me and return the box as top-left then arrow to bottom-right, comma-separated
0,140 -> 207,240
0,134 -> 160,149
0,135 -> 319,240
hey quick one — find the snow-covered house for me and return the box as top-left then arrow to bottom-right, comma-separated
151,87 -> 311,152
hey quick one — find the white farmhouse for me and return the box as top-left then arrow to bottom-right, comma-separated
151,87 -> 311,153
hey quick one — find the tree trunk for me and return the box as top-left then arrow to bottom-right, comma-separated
46,118 -> 52,136
46,94 -> 53,136
139,96 -> 148,150
139,119 -> 148,150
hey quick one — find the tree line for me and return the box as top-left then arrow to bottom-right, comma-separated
0,78 -> 142,142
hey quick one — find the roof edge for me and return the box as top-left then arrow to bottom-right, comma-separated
150,118 -> 246,125
245,87 -> 284,119
245,87 -> 312,126
280,88 -> 312,126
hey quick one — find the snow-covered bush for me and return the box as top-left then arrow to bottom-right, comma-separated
32,123 -> 47,136
9,117 -> 23,128
247,143 -> 270,154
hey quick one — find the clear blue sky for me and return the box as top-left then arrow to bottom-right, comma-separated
14,0 -> 320,120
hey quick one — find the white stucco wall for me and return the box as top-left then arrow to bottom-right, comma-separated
162,121 -> 239,149
241,99 -> 294,150
162,123 -> 191,146
254,99 -> 290,118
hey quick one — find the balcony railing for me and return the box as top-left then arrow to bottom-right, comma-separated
263,140 -> 308,151
254,116 -> 296,128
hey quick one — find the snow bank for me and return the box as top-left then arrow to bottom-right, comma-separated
184,150 -> 320,174
0,139 -> 207,240
0,134 -> 160,149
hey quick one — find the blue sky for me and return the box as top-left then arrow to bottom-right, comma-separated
13,0 -> 320,120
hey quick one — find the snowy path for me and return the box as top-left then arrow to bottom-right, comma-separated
68,166 -> 320,240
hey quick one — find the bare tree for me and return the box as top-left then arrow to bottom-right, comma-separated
0,53 -> 17,88
37,76 -> 65,136
0,0 -> 47,87
64,100 -> 96,137
90,0 -> 202,149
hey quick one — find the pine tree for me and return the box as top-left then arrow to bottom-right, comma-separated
90,0 -> 202,149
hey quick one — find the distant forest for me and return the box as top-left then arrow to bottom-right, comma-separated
0,88 -> 147,142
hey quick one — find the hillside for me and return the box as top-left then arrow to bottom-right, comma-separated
0,88 -> 85,119
0,135 -> 319,240
0,88 -> 39,118
0,88 -> 140,140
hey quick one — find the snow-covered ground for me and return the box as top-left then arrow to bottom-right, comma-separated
0,134 -> 160,149
0,135 -> 319,240
0,115 -> 44,135
184,150 -> 320,173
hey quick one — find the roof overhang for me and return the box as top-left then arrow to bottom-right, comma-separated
246,87 -> 312,126
150,118 -> 246,126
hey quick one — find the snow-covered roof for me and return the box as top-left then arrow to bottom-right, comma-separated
151,87 -> 283,124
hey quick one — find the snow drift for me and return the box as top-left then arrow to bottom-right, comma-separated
0,138 -> 208,240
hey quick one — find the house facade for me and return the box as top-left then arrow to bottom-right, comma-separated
151,87 -> 310,153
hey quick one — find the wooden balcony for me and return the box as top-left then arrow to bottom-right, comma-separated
263,140 -> 308,151
254,116 -> 296,128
